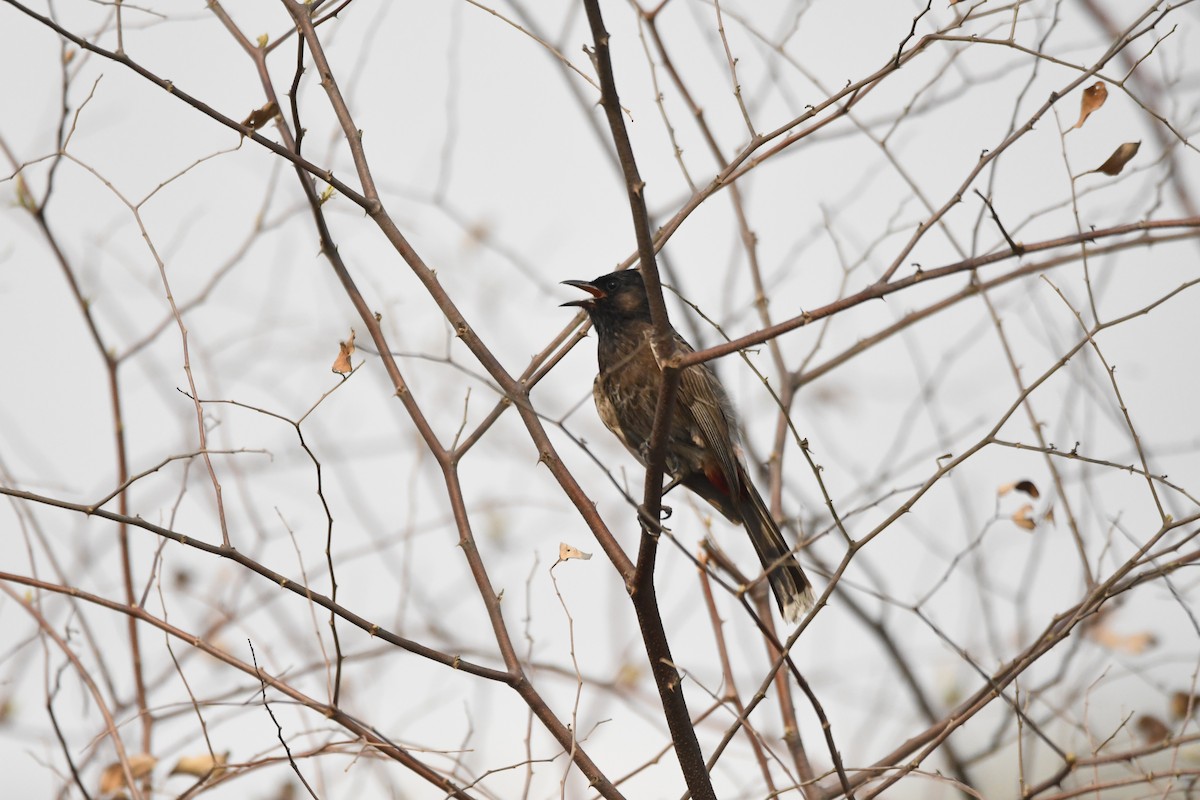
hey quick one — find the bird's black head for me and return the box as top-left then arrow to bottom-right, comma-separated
561,270 -> 651,333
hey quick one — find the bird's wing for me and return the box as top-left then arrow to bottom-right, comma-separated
679,364 -> 742,496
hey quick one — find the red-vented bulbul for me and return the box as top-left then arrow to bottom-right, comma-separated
563,269 -> 815,621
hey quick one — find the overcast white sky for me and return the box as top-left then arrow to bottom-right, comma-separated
2,1 -> 1199,797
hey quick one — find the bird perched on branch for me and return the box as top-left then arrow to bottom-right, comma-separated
562,269 -> 815,621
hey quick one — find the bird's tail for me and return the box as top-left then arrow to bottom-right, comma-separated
737,472 -> 815,623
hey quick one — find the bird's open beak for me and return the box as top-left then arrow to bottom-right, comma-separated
560,279 -> 605,309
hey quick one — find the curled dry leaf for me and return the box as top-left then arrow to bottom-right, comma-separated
1087,624 -> 1157,654
332,329 -> 356,375
1091,141 -> 1141,176
1012,503 -> 1036,531
1170,691 -> 1200,720
1135,714 -> 1171,744
240,100 -> 279,132
98,753 -> 157,794
999,479 -> 1040,499
558,542 -> 592,561
268,781 -> 299,800
1072,81 -> 1108,129
170,751 -> 228,779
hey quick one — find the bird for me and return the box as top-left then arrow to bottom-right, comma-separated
562,269 -> 815,621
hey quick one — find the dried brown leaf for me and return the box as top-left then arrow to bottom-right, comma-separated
98,753 -> 157,794
1014,479 -> 1040,499
170,751 -> 228,779
1088,624 -> 1157,654
1170,691 -> 1200,720
558,542 -> 592,561
1000,479 -> 1040,499
1012,504 -> 1036,531
268,782 -> 298,800
1136,714 -> 1170,744
332,329 -> 355,375
1072,82 -> 1108,129
1091,141 -> 1140,176
240,101 -> 279,132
